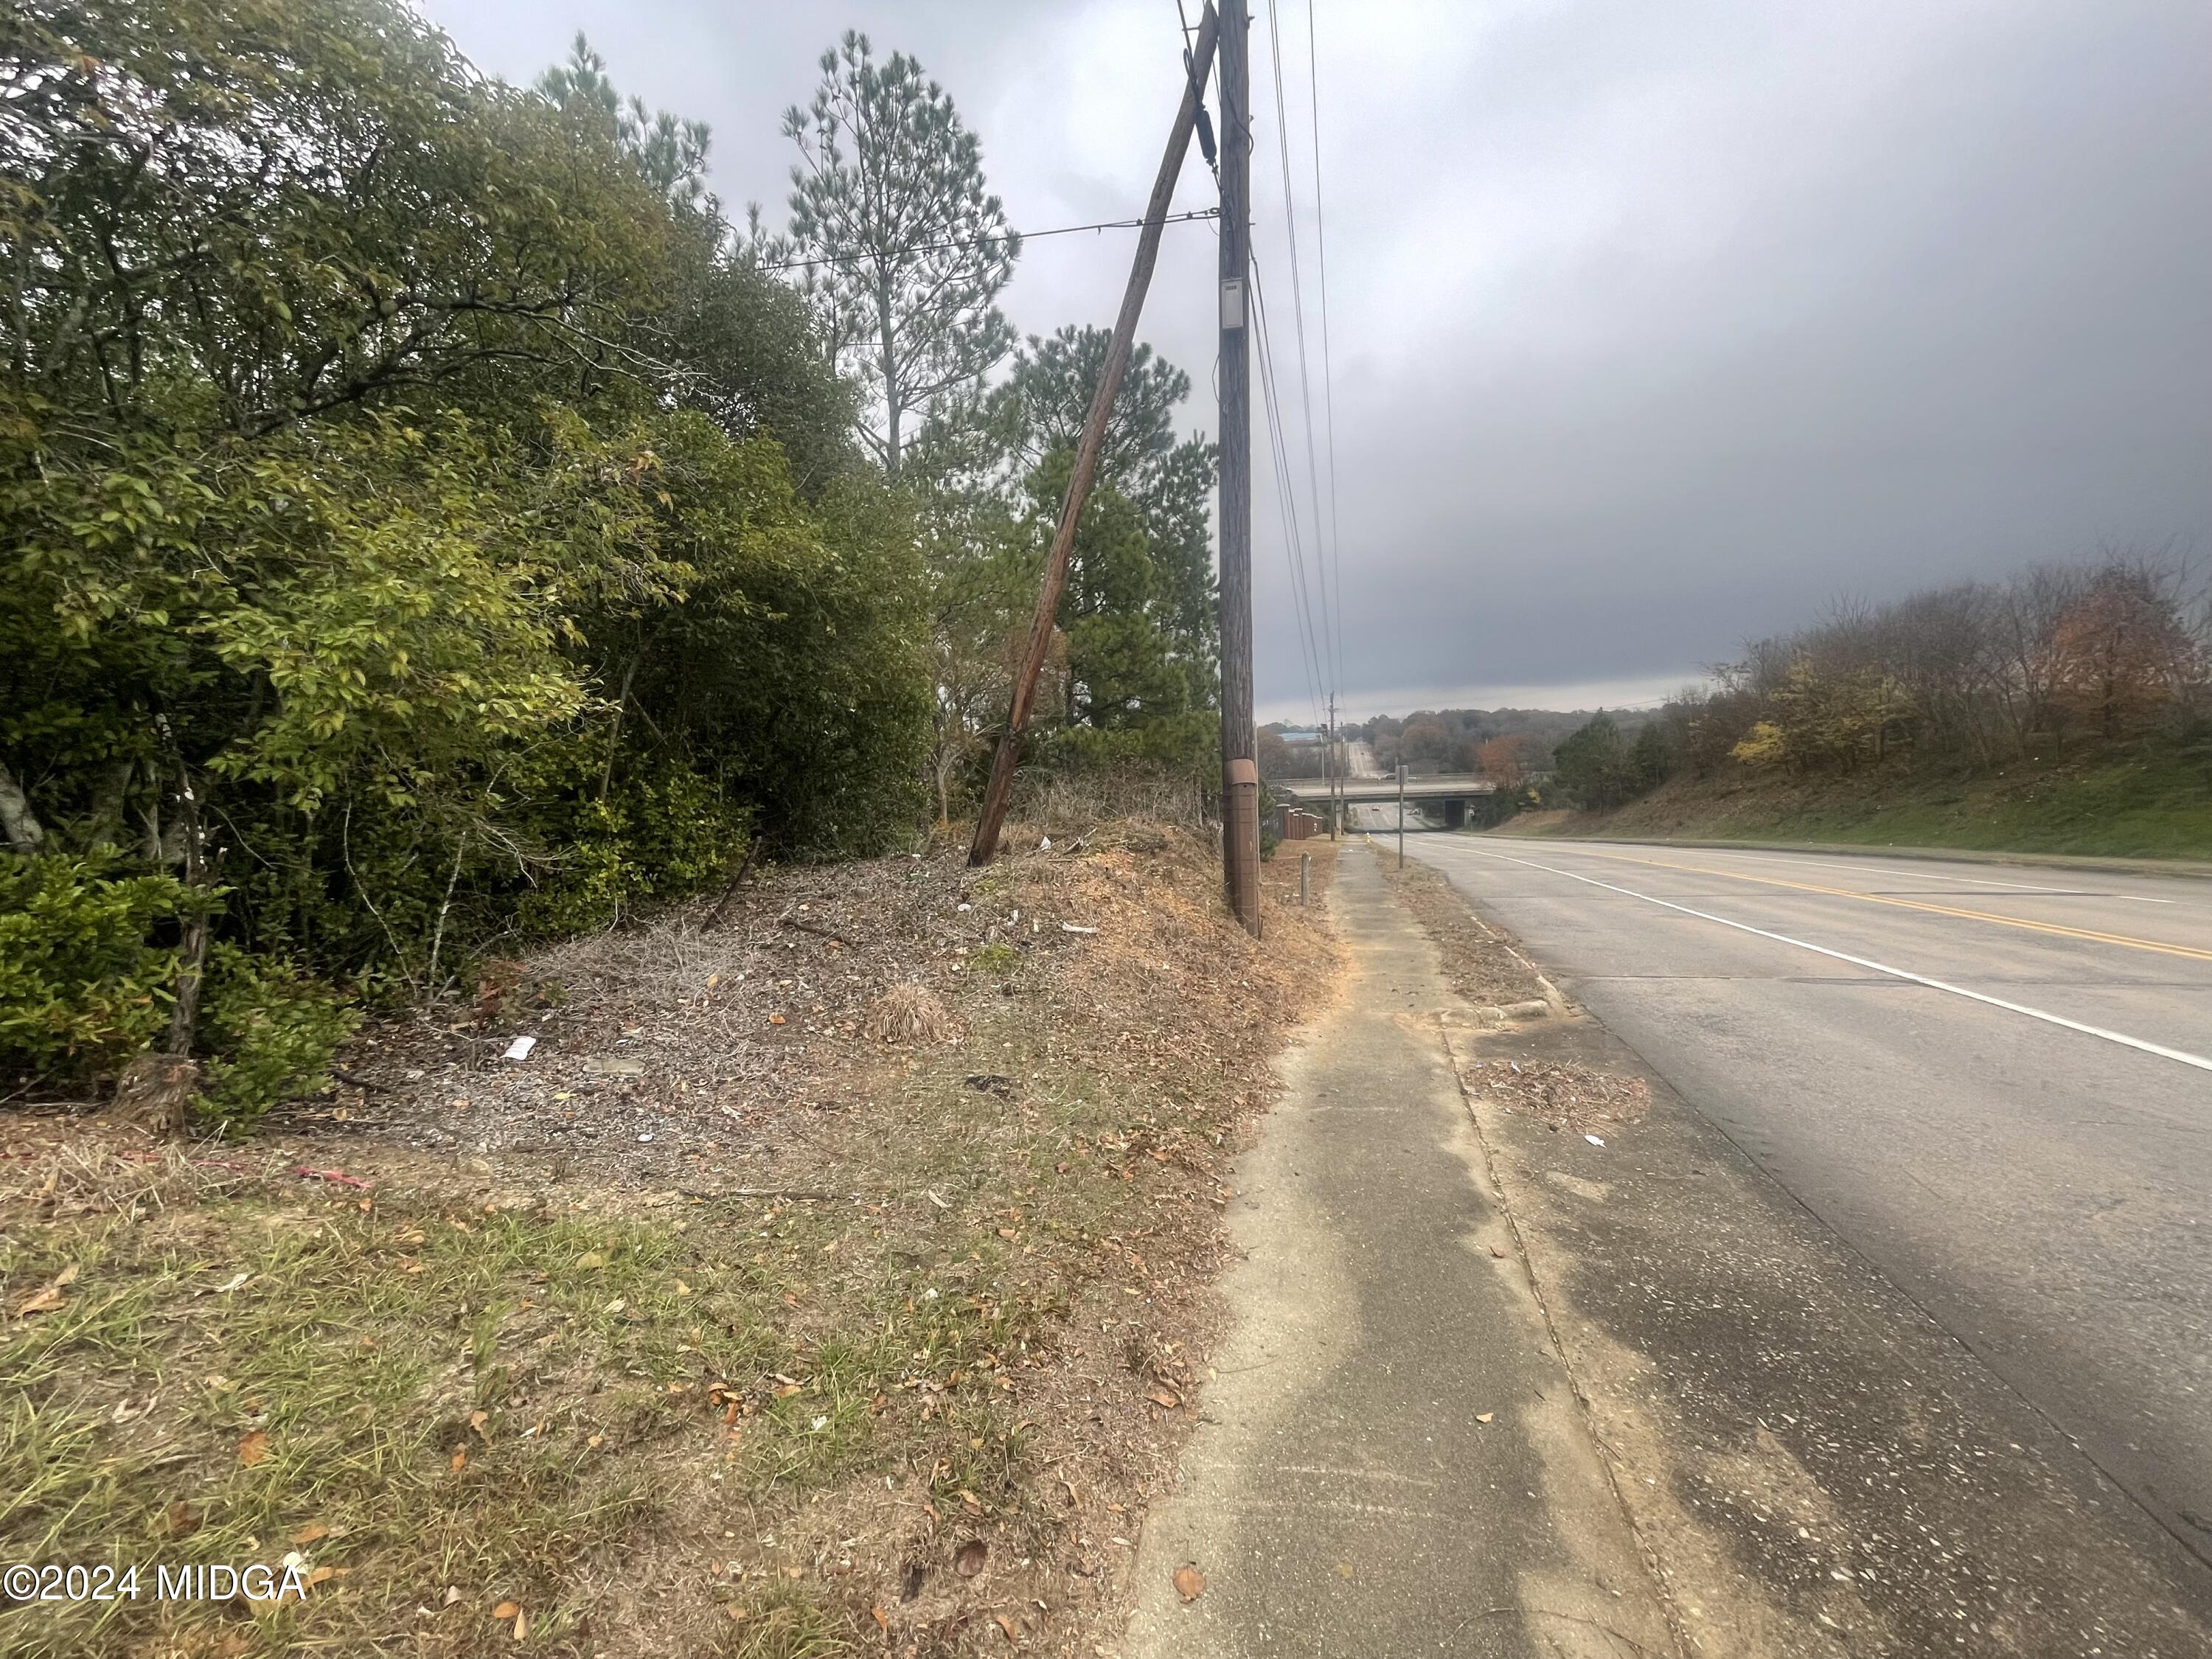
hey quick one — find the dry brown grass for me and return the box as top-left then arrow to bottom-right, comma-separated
859,982 -> 958,1046
1379,849 -> 1551,1007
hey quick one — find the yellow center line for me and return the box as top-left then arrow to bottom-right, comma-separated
1553,846 -> 2212,963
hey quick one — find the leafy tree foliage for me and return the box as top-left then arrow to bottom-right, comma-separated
905,326 -> 1221,804
1683,549 -> 2207,785
0,0 -> 927,1124
1552,713 -> 1635,811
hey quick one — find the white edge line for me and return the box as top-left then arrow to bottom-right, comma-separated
1580,841 -> 2092,894
1441,843 -> 2212,1076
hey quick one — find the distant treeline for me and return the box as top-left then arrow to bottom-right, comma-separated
1255,708 -> 1629,783
1545,549 -> 2210,813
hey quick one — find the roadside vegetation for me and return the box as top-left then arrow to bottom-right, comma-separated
0,824 -> 1338,1657
1497,550 -> 2212,858
2,1 -> 1221,1133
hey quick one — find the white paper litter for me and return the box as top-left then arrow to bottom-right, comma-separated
503,1035 -> 538,1061
1585,1134 -> 1605,1147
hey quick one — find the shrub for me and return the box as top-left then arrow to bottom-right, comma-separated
0,855 -> 189,1082
194,945 -> 358,1133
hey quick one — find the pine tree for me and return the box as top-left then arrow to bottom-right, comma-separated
772,34 -> 1020,475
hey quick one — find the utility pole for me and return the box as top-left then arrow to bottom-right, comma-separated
1397,762 -> 1407,869
1326,693 -> 1340,838
968,4 -> 1222,867
1217,0 -> 1259,933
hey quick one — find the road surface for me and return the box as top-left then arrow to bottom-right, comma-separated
1402,832 -> 2212,1571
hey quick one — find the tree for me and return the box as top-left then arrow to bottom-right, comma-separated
537,33 -> 713,209
904,325 -> 1219,807
2045,563 -> 2202,740
1630,720 -> 1674,793
0,0 -> 934,1125
976,326 -> 1219,672
2,0 -> 673,439
1475,735 -> 1525,788
1553,713 -> 1632,810
773,33 -> 1020,475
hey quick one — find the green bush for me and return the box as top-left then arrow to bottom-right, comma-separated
514,748 -> 750,938
0,855 -> 189,1080
194,945 -> 358,1133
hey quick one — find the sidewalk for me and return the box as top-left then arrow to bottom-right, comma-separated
1121,843 -> 1675,1658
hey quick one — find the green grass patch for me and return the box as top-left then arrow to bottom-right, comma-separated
0,1167 -> 1071,1657
1551,739 -> 2212,861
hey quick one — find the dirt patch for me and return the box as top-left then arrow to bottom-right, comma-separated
0,825 -> 1342,1658
1465,1056 -> 1651,1138
1377,850 -> 1547,1008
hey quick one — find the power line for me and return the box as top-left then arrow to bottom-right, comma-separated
1261,0 -> 1338,721
754,208 -> 1219,273
1304,0 -> 1349,731
1250,253 -> 1329,728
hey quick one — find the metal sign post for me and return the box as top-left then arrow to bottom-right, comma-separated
1397,763 -> 1407,868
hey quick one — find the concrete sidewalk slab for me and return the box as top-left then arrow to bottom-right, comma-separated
1120,844 -> 1676,1659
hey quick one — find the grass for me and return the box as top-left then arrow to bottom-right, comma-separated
1531,738 -> 2212,862
0,1145 -> 1099,1655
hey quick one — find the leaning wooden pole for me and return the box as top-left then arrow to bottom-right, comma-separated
967,2 -> 1222,868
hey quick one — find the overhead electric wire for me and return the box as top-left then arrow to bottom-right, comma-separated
754,208 -> 1219,273
1261,0 -> 1339,711
1249,253 -> 1329,728
1304,0 -> 1349,726
1251,257 -> 1325,722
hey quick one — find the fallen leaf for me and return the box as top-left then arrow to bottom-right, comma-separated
1172,1565 -> 1206,1601
995,1613 -> 1019,1643
1147,1388 -> 1180,1409
512,1609 -> 528,1641
574,1252 -> 606,1270
166,1501 -> 202,1539
305,1565 -> 335,1588
291,1523 -> 331,1546
493,1601 -> 520,1621
871,1606 -> 888,1631
450,1448 -> 467,1471
236,1430 -> 269,1467
769,1014 -> 787,1026
955,1540 -> 988,1577
468,1409 -> 490,1440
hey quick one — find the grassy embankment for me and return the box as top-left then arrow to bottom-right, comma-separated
1503,740 -> 2212,861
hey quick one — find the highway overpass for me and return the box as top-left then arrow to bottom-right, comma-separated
1273,774 -> 1497,829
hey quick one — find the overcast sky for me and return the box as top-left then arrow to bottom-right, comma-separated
420,0 -> 2212,724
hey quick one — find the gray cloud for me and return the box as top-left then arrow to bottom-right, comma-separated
420,0 -> 2212,723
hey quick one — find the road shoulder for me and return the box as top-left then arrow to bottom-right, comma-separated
1385,852 -> 2212,1657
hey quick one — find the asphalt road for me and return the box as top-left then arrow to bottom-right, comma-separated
1398,832 -> 2212,1572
